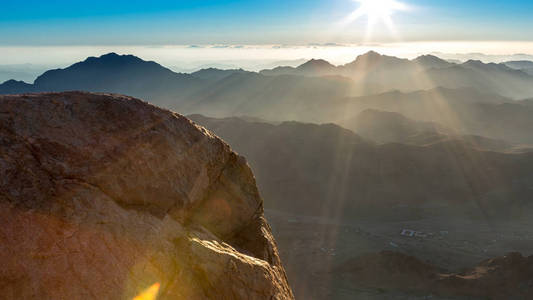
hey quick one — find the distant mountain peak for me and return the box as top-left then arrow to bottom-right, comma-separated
413,54 -> 452,68
462,59 -> 524,74
352,51 -> 412,65
307,58 -> 331,64
414,54 -> 446,62
416,54 -> 438,59
463,59 -> 484,66
356,51 -> 382,60
297,59 -> 335,70
2,79 -> 26,85
363,50 -> 381,56
0,79 -> 35,94
344,50 -> 408,69
83,52 -> 144,65
101,52 -> 120,58
191,68 -> 251,81
30,52 -> 188,93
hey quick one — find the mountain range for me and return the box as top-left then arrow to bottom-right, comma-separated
189,114 -> 533,221
503,60 -> 533,75
260,51 -> 533,99
335,88 -> 533,144
3,51 -> 533,102
351,109 -> 516,152
2,52 -> 533,146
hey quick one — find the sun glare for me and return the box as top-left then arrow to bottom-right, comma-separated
133,283 -> 160,300
358,0 -> 406,18
342,0 -> 408,40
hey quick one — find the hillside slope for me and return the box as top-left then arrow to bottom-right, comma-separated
191,114 -> 533,220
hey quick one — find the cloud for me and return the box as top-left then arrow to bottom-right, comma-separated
307,43 -> 346,47
271,44 -> 293,49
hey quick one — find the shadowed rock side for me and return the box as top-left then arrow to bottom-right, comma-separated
0,92 -> 293,299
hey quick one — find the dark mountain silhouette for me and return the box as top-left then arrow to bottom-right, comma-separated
191,68 -> 252,81
0,79 -> 36,94
0,53 -> 356,114
260,51 -> 415,77
34,53 -> 202,102
0,53 -> 204,106
413,54 -> 453,69
261,59 -> 337,76
190,114 -> 533,220
259,66 -> 296,76
260,51 -> 533,98
298,58 -> 336,71
2,53 -> 532,144
2,51 -> 533,102
3,52 -> 533,144
341,50 -> 413,73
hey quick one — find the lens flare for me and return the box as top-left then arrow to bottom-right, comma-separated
133,283 -> 160,300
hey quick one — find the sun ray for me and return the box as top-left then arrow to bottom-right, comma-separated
341,0 -> 408,41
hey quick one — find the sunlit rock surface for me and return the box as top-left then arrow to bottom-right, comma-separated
0,92 -> 293,299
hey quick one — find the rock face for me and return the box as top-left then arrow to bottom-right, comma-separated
0,92 -> 293,299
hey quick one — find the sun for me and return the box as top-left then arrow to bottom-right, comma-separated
342,0 -> 408,40
355,0 -> 406,19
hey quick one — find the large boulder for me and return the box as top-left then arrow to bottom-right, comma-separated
0,92 -> 293,299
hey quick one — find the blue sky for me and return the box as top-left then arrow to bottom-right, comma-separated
1,0 -> 533,45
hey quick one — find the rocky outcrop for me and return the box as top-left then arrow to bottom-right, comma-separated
0,92 -> 293,299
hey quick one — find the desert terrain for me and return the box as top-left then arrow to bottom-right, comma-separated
267,209 -> 533,299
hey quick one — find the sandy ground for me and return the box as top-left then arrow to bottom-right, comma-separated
265,209 -> 533,299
